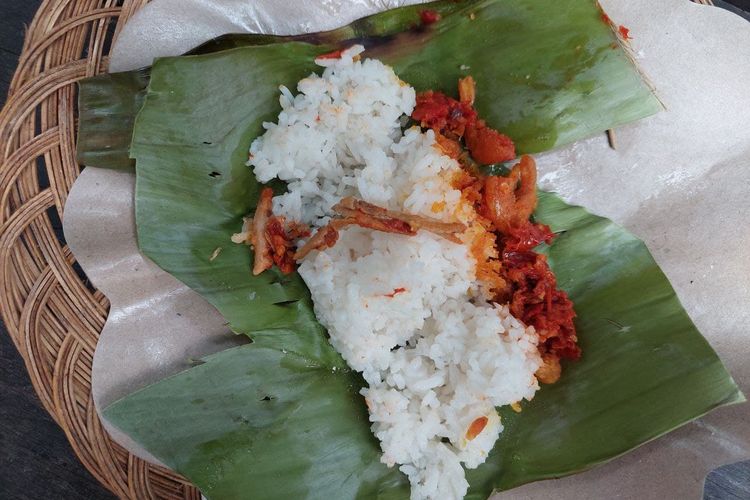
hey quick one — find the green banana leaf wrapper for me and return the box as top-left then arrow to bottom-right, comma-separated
78,0 -> 744,498
79,0 -> 662,169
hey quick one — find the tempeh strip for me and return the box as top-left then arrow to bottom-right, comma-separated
293,219 -> 351,260
334,197 -> 466,235
251,188 -> 274,275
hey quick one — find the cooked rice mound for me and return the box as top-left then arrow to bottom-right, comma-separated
249,45 -> 542,500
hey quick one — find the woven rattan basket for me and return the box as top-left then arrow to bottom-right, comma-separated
0,0 -> 199,497
0,0 -> 716,498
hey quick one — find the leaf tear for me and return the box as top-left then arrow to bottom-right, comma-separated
273,300 -> 299,308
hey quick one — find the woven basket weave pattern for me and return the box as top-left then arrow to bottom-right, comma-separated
0,0 -> 199,498
0,0 -> 716,498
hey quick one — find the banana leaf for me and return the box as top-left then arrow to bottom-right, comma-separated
99,7 -> 743,496
77,68 -> 150,169
110,150 -> 745,498
77,0 -> 662,170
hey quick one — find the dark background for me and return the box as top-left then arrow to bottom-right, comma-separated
0,1 -> 748,499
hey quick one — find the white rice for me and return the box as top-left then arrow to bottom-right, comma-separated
248,45 -> 542,500
251,45 -> 417,227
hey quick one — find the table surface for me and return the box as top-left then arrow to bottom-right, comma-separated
0,1 -> 748,499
